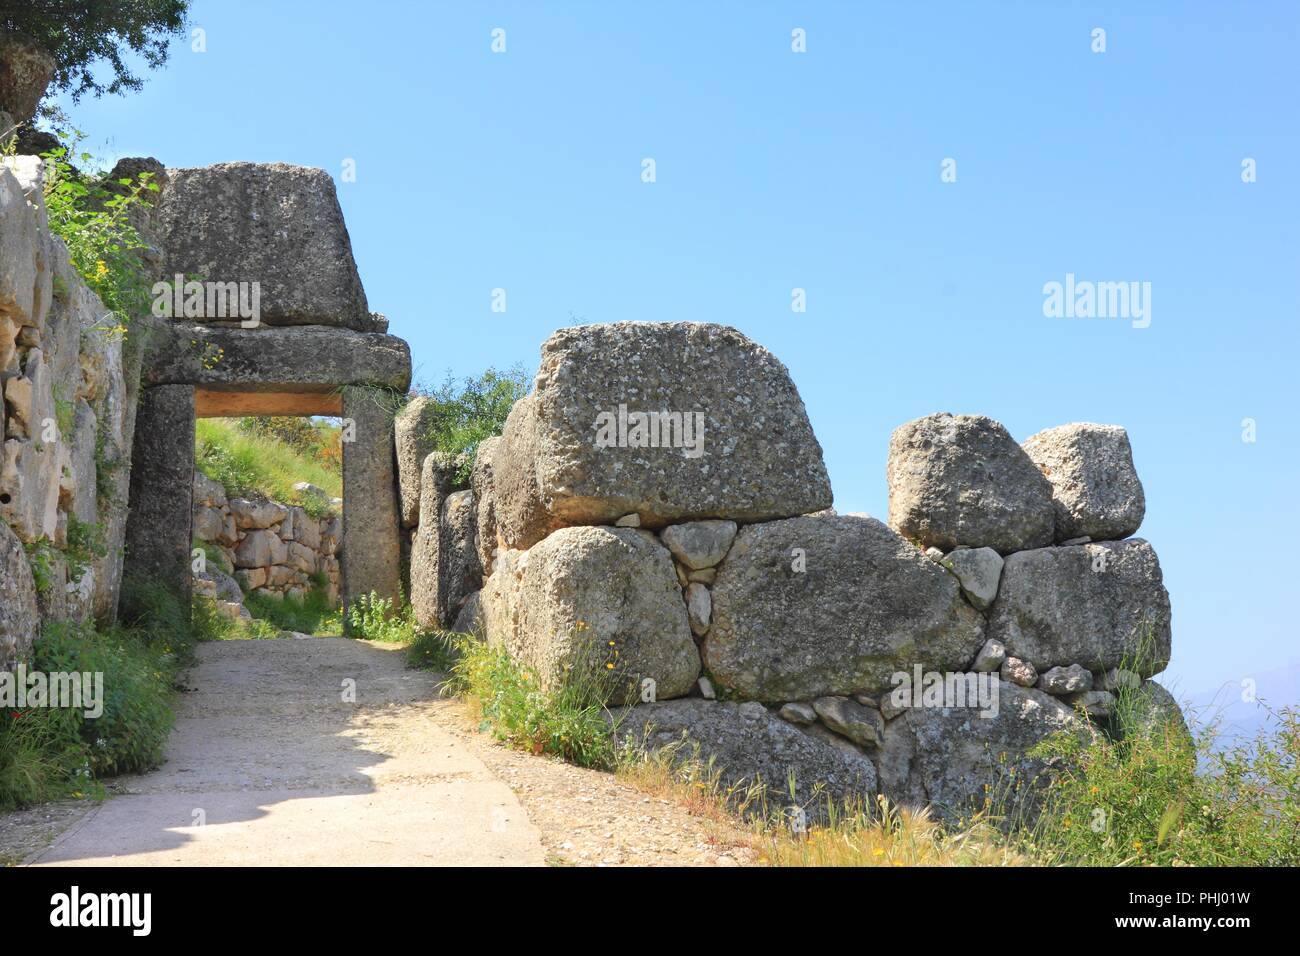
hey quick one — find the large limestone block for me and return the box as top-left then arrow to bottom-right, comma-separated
616,700 -> 877,820
69,399 -> 98,527
1,521 -> 39,669
481,526 -> 699,704
340,387 -> 402,617
987,539 -> 1172,676
877,681 -> 1086,825
471,435 -> 502,573
440,489 -> 481,627
193,471 -> 227,509
229,498 -> 286,530
152,163 -> 370,329
122,385 -> 195,616
142,321 -> 411,392
1021,423 -> 1146,542
887,413 -> 1055,555
704,515 -> 986,702
410,451 -> 464,631
0,159 -> 52,358
493,323 -> 832,550
393,396 -> 438,528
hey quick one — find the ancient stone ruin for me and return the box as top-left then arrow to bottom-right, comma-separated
1,138 -> 1185,826
411,322 -> 1183,822
1,153 -> 409,661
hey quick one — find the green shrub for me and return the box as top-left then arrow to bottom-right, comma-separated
244,587 -> 340,637
413,366 -> 530,483
346,592 -> 415,643
42,143 -> 157,329
446,626 -> 624,770
0,704 -> 94,811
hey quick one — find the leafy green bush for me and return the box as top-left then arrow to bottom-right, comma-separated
244,585 -> 340,637
413,366 -> 530,483
42,143 -> 158,328
345,592 -> 416,643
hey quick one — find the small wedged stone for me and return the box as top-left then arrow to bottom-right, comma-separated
812,696 -> 885,747
1037,664 -> 1093,696
661,520 -> 738,570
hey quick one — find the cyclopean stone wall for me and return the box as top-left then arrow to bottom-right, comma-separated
453,322 -> 1184,824
2,155 -> 143,665
191,472 -> 341,619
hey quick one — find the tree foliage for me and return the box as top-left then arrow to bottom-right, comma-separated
1,1 -> 189,102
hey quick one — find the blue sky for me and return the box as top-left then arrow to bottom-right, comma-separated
55,1 -> 1298,707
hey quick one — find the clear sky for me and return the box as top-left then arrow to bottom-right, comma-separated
54,1 -> 1299,705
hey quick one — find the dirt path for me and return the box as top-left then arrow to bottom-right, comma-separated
26,638 -> 545,866
10,637 -> 750,867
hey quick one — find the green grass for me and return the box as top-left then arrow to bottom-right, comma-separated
243,584 -> 341,637
195,418 -> 341,515
443,627 -> 625,770
404,630 -> 459,672
0,577 -> 208,811
1012,693 -> 1299,866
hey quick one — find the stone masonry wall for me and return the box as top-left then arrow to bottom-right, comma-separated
192,471 -> 340,620
457,323 -> 1185,823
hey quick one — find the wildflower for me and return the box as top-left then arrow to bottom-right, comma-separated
95,260 -> 108,279
1132,840 -> 1143,851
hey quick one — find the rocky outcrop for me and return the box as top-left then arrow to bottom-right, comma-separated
410,450 -> 469,631
482,526 -> 700,705
471,435 -> 501,573
703,514 -> 986,702
887,413 -> 1055,554
492,323 -> 831,550
440,490 -> 481,627
987,539 -> 1172,676
151,163 -> 373,330
394,396 -> 438,528
1021,423 -> 1146,542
